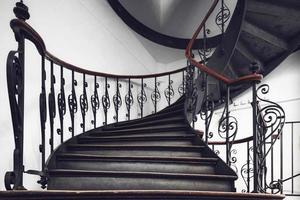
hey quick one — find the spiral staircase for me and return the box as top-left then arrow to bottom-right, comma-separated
2,0 -> 300,199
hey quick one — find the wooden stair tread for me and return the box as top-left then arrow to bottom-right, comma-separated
103,116 -> 186,131
67,144 -> 204,150
78,135 -> 194,141
48,169 -> 238,180
0,190 -> 285,200
56,153 -> 218,163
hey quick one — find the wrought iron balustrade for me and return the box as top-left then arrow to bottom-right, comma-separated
5,1 -> 191,190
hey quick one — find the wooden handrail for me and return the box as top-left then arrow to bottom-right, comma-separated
45,51 -> 187,79
10,18 -> 187,79
185,0 -> 263,86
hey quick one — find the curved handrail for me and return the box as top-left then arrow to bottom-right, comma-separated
46,51 -> 186,79
185,0 -> 263,85
10,18 -> 187,79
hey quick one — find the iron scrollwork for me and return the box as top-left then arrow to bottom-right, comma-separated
125,83 -> 134,119
137,82 -> 147,116
48,65 -> 56,151
151,82 -> 161,107
80,81 -> 88,130
57,78 -> 66,137
164,80 -> 174,105
68,79 -> 78,133
185,64 -> 197,114
91,82 -> 100,125
255,84 -> 285,192
6,51 -> 25,190
113,82 -> 122,121
215,0 -> 231,31
178,77 -> 185,96
102,81 -> 110,125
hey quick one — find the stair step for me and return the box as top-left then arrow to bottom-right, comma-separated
110,108 -> 184,128
77,135 -> 194,145
48,169 -> 237,191
56,153 -> 217,174
66,144 -> 204,157
0,190 -> 285,200
103,116 -> 186,131
84,131 -> 191,138
89,124 -> 190,136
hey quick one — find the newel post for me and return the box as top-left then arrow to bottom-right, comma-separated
5,1 -> 30,190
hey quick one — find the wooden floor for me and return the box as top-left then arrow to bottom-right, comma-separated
0,190 -> 285,200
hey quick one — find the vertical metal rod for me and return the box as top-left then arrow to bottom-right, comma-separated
252,81 -> 258,193
263,124 -> 266,190
204,74 -> 208,144
154,77 -> 157,113
116,77 -> 119,122
60,65 -> 64,144
271,127 -> 274,194
182,71 -> 185,95
141,78 -> 144,118
221,0 -> 225,35
71,70 -> 75,137
40,55 -> 46,174
104,77 -> 108,125
82,74 -> 86,132
291,123 -> 294,194
225,85 -> 230,165
93,75 -> 97,128
18,37 -> 25,189
247,141 -> 250,192
280,127 -> 283,194
128,78 -> 131,120
203,22 -> 209,144
49,61 -> 54,152
168,74 -> 171,106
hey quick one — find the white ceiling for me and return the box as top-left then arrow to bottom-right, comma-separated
120,0 -> 237,39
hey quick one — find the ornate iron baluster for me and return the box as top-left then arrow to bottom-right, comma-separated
113,78 -> 122,122
151,77 -> 160,113
6,50 -> 25,190
178,71 -> 185,96
215,0 -> 230,52
39,55 -> 47,189
164,75 -> 174,106
91,75 -> 100,128
255,84 -> 285,193
102,77 -> 110,125
68,70 -> 77,136
218,86 -> 238,166
137,78 -> 147,118
48,61 -> 56,152
125,78 -> 133,120
80,74 -> 88,132
241,145 -> 254,193
200,93 -> 215,143
185,62 -> 197,123
57,66 -> 66,144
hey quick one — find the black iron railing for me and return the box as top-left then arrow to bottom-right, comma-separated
184,0 -> 296,196
5,0 -> 297,196
5,2 -> 190,190
208,120 -> 299,196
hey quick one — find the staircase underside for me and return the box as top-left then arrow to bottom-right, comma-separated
0,190 -> 285,200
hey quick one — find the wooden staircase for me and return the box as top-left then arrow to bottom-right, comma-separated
46,97 -> 238,191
